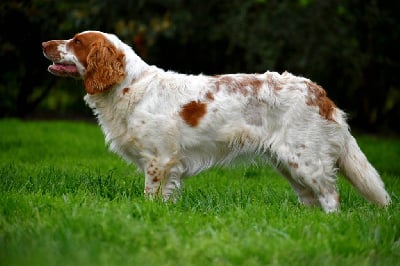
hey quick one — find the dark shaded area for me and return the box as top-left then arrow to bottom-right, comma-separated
1,0 -> 399,134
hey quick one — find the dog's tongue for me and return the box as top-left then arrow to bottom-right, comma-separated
48,63 -> 80,78
51,64 -> 77,72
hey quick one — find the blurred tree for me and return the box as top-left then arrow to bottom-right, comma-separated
1,1 -> 50,116
0,0 -> 399,133
0,1 -> 76,117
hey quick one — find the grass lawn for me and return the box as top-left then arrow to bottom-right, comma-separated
0,119 -> 399,266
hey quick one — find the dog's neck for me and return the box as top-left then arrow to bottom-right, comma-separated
83,37 -> 168,130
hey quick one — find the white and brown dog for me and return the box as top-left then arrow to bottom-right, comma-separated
42,31 -> 391,212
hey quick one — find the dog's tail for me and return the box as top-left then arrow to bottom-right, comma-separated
338,132 -> 391,206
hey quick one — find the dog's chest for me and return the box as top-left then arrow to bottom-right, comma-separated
84,93 -> 146,164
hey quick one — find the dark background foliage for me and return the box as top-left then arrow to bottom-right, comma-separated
1,0 -> 399,133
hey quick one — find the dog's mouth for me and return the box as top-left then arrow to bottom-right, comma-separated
48,63 -> 81,78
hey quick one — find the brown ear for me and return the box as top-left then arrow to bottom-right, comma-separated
84,41 -> 125,95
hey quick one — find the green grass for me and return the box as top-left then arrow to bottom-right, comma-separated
0,119 -> 399,266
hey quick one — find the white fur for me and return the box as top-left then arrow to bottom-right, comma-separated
45,31 -> 391,212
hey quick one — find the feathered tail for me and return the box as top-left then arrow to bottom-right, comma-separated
339,133 -> 391,206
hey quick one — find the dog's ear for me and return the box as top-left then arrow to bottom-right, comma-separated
84,41 -> 125,95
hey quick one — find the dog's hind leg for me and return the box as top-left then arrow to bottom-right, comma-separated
277,165 -> 319,207
291,162 -> 340,213
274,150 -> 340,212
161,162 -> 184,202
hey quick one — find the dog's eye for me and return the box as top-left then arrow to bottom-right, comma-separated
74,38 -> 81,45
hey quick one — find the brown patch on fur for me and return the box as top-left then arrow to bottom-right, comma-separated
122,87 -> 130,95
42,40 -> 65,62
213,75 -> 222,92
305,81 -> 336,121
289,162 -> 299,169
213,75 -> 263,96
179,101 -> 207,127
266,73 -> 282,91
249,78 -> 263,95
205,91 -> 215,101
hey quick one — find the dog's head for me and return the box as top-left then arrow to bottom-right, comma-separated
42,31 -> 125,95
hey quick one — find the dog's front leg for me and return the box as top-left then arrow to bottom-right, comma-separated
143,157 -> 164,199
143,157 -> 182,201
161,163 -> 183,202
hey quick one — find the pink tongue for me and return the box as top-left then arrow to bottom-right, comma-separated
52,64 -> 77,72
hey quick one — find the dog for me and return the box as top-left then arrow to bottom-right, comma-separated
42,30 -> 391,212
